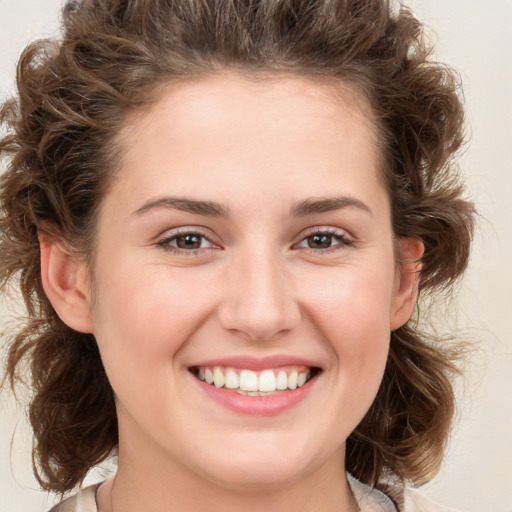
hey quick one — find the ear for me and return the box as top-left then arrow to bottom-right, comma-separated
39,232 -> 94,333
390,237 -> 424,331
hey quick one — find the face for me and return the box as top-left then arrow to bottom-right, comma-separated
81,74 -> 418,491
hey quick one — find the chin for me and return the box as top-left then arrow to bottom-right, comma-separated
187,434 -> 333,492
199,460 -> 310,492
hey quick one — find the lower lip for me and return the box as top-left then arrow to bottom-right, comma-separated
192,373 -> 317,416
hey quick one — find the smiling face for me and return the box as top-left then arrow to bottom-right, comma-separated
56,73 -> 420,500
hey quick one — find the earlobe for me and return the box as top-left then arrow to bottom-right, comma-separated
390,238 -> 424,331
39,233 -> 94,333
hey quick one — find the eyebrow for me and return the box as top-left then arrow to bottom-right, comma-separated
132,195 -> 372,218
290,196 -> 373,217
132,196 -> 230,217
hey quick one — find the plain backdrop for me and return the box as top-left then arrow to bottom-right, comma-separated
1,0 -> 511,511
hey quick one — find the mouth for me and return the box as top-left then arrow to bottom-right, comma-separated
189,365 -> 321,396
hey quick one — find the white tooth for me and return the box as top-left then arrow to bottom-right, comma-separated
198,368 -> 205,380
225,368 -> 239,389
276,371 -> 288,390
297,370 -> 309,387
288,370 -> 298,390
247,391 -> 259,396
239,369 -> 258,391
213,366 -> 225,388
258,370 -> 276,392
205,368 -> 214,385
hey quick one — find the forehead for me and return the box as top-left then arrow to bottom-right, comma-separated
106,72 -> 386,219
121,71 -> 379,154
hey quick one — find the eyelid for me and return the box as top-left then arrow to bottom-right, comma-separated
153,225 -> 354,255
292,226 -> 355,252
155,226 -> 222,253
296,225 -> 354,241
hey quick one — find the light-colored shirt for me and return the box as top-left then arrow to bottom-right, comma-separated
50,475 -> 461,512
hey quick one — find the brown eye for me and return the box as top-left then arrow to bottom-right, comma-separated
296,229 -> 354,252
306,234 -> 334,249
157,231 -> 215,252
175,234 -> 203,249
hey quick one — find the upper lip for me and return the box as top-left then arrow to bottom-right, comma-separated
190,355 -> 321,371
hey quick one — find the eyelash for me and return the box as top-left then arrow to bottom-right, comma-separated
294,227 -> 355,254
156,227 -> 354,256
156,229 -> 217,256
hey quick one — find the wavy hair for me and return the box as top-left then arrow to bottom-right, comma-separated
0,0 -> 475,495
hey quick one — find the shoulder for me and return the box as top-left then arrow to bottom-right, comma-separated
348,473 -> 398,511
348,474 -> 464,512
402,487 -> 463,512
48,484 -> 99,512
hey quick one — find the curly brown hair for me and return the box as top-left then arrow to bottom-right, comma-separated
1,0 -> 475,496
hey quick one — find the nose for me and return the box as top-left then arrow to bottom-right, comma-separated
217,248 -> 301,342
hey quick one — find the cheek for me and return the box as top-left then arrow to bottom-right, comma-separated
94,260 -> 207,337
303,263 -> 395,339
89,263 -> 215,396
301,264 -> 394,399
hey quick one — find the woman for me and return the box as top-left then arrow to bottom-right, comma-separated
0,1 -> 475,511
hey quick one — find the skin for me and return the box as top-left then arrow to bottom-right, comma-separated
40,73 -> 423,512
